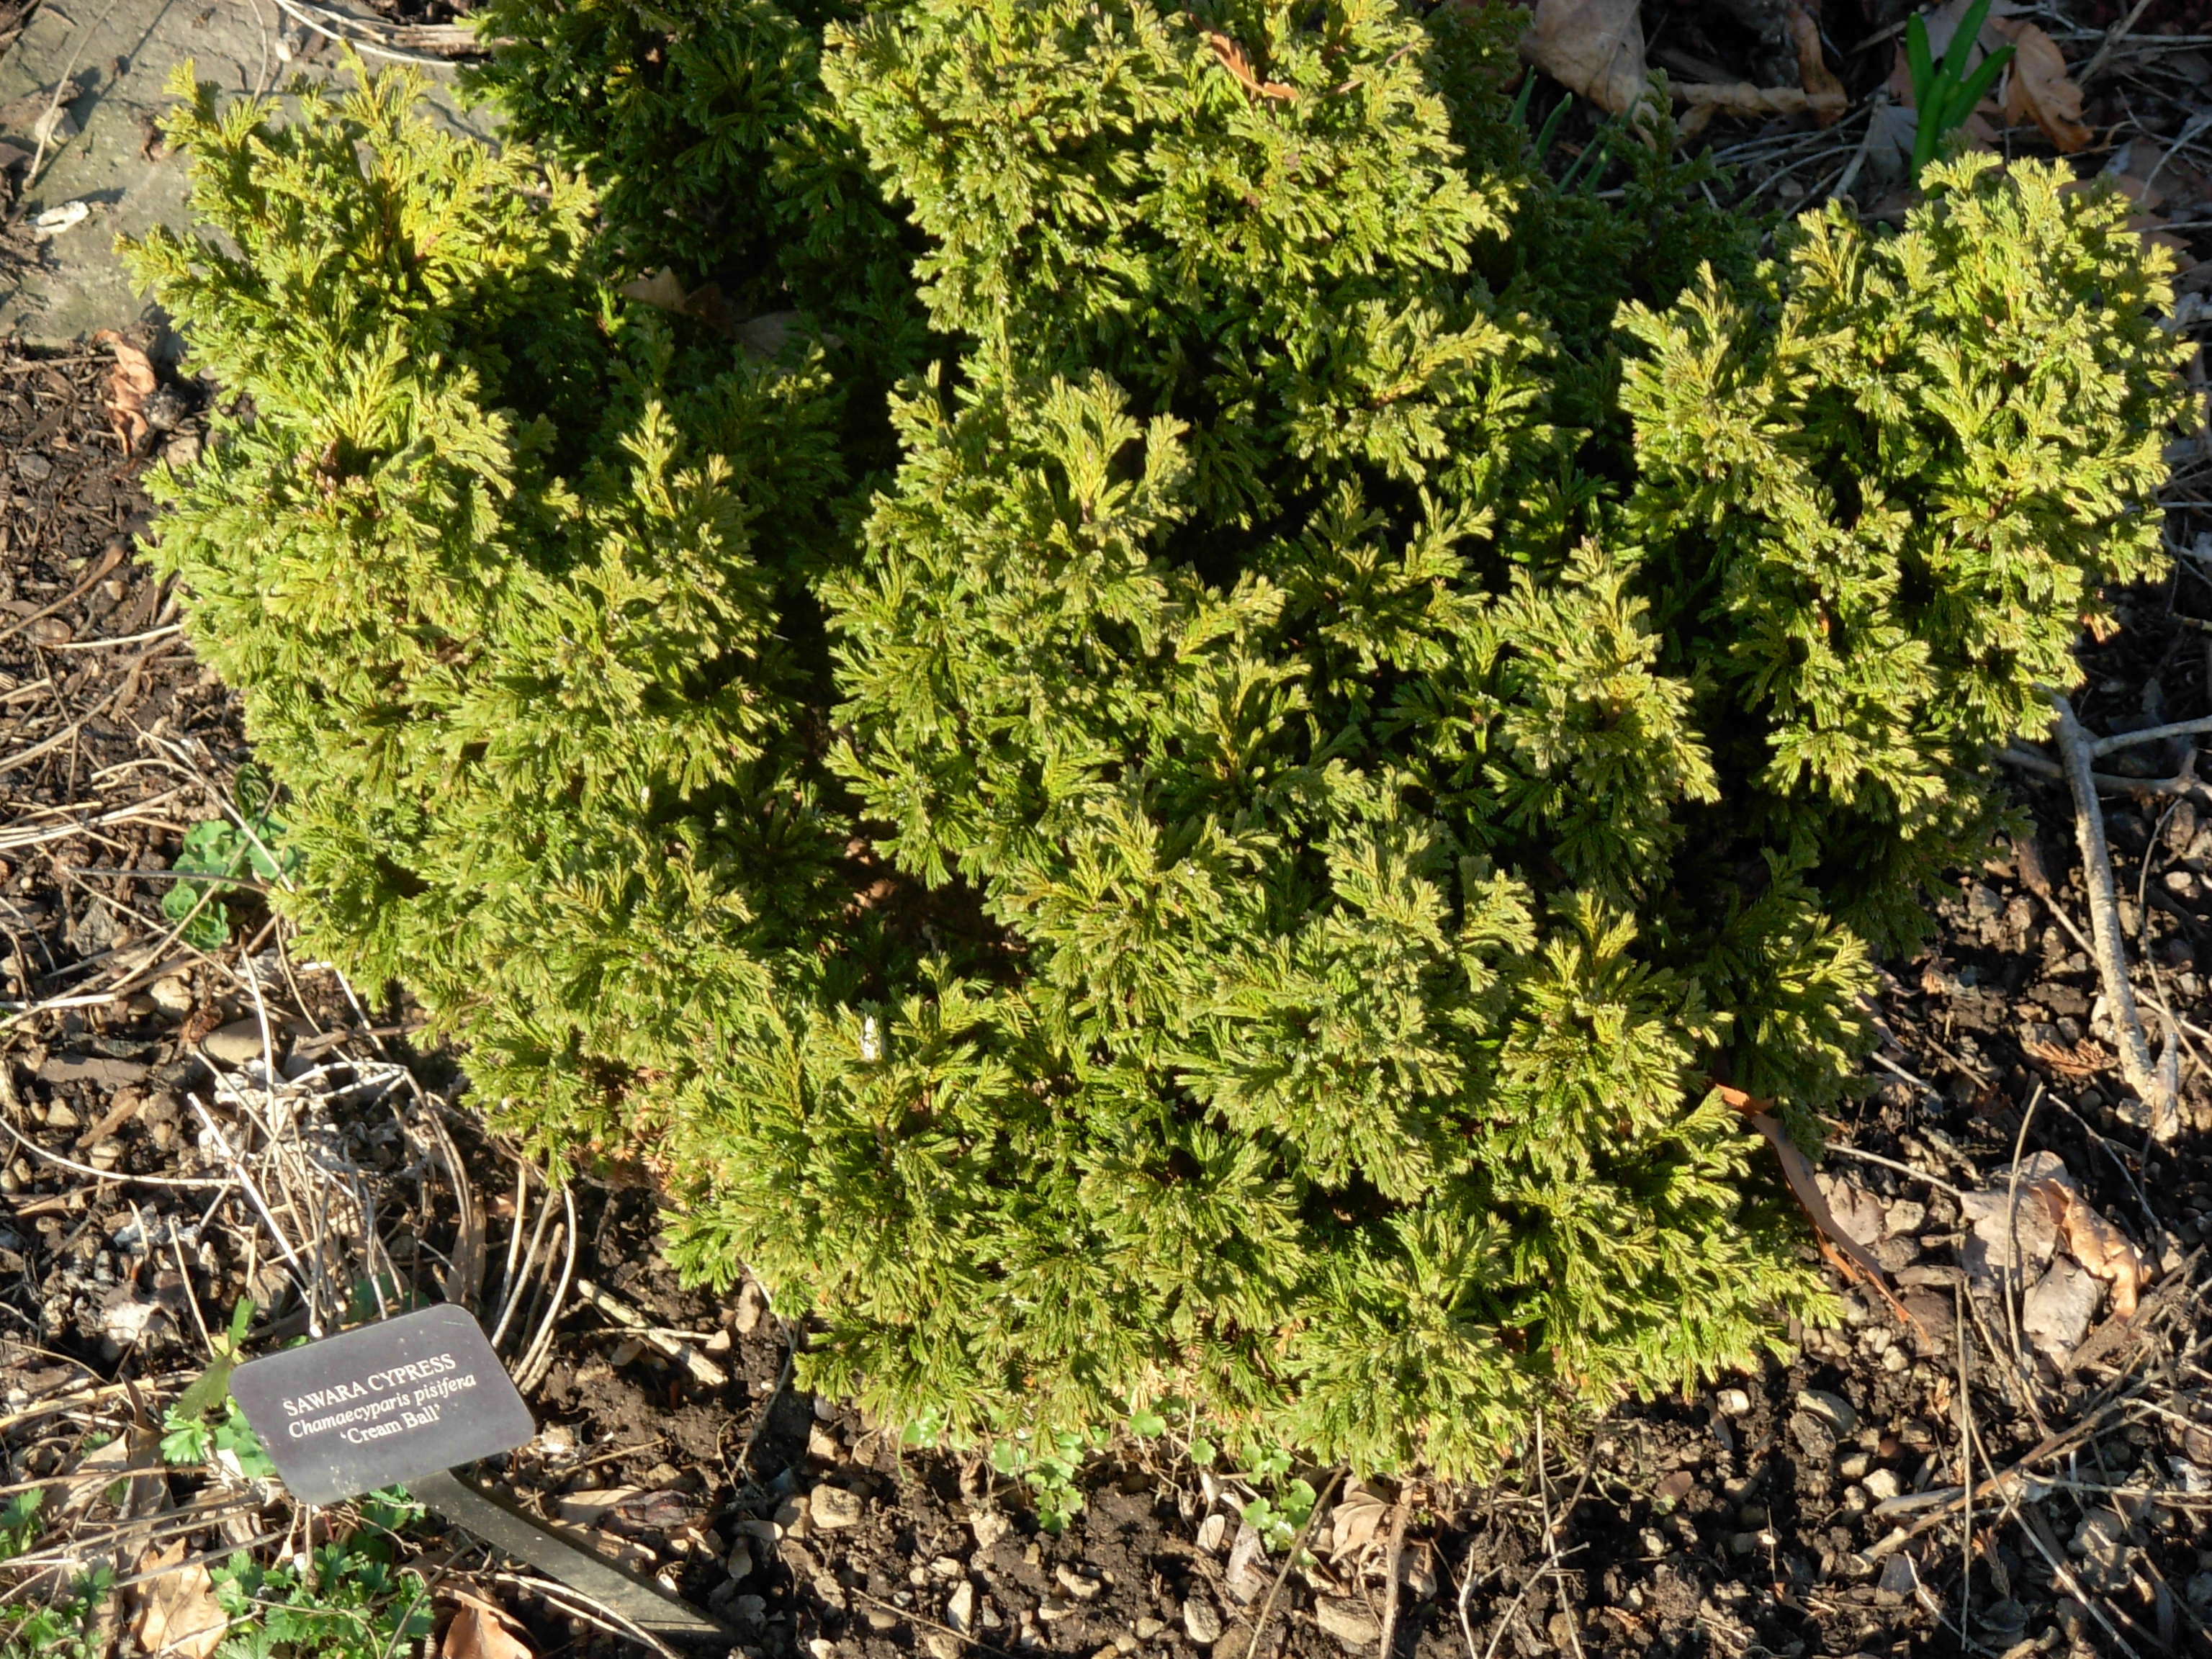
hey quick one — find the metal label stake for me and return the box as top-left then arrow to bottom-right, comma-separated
231,1303 -> 729,1640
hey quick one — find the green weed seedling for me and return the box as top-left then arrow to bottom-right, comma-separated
164,767 -> 300,951
209,1492 -> 431,1659
1907,0 -> 2014,178
161,1398 -> 278,1483
0,1491 -> 41,1561
0,1568 -> 110,1659
987,1426 -> 1105,1535
1239,1478 -> 1319,1556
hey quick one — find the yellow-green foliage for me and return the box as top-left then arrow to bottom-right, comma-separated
128,3 -> 2189,1479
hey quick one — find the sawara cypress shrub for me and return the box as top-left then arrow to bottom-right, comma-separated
127,1 -> 2190,1479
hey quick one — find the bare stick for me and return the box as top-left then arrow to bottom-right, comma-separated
2001,1084 -> 2048,1442
259,0 -> 487,63
2000,745 -> 2203,799
2013,1505 -> 2146,1658
491,1166 -> 555,1349
1241,1467 -> 1342,1659
0,1112 -> 230,1192
1480,1418 -> 1595,1659
514,1183 -> 579,1393
2045,693 -> 2180,1138
2081,0 -> 2159,84
1868,1401 -> 2123,1557
571,1276 -> 729,1388
1375,1490 -> 1411,1659
2088,714 -> 2212,758
1954,1285 -> 1973,1647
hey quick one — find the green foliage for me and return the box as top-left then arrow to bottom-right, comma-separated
165,779 -> 297,950
209,1495 -> 431,1659
461,0 -> 929,398
127,0 -> 2189,1485
0,1570 -> 109,1659
1907,0 -> 2013,179
0,1491 -> 41,1560
989,1426 -> 1100,1533
1241,1474 -> 1317,1553
123,53 -> 860,1154
161,1399 -> 279,1480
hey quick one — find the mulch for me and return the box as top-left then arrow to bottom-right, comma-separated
2,3 -> 2211,1658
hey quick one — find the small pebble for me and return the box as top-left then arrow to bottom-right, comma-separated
202,1017 -> 273,1066
1797,1389 -> 1858,1437
1183,1593 -> 1223,1646
969,1508 -> 1010,1550
1861,1468 -> 1902,1503
1717,1387 -> 1751,1416
810,1483 -> 865,1530
1312,1598 -> 1381,1649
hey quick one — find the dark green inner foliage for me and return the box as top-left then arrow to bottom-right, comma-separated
124,0 -> 2188,1475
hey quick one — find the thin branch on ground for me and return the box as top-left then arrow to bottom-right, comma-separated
1242,1467 -> 1342,1659
2044,693 -> 2181,1139
1375,1487 -> 1411,1659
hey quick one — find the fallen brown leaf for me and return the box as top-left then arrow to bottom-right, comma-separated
2031,1179 -> 2152,1319
616,267 -> 688,312
132,1540 -> 228,1659
1521,0 -> 1647,118
1205,32 -> 1298,103
441,1592 -> 535,1659
1788,4 -> 1846,128
90,328 -> 156,456
1326,1481 -> 1392,1562
1987,18 -> 2090,153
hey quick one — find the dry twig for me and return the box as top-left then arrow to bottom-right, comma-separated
1241,1466 -> 1342,1659
1375,1488 -> 1411,1659
2044,693 -> 2181,1139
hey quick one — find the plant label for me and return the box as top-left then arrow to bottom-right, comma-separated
230,1304 -> 534,1503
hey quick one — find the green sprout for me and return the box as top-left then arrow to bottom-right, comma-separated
1907,0 -> 2014,179
163,766 -> 300,951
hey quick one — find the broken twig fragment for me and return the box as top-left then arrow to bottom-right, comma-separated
2043,692 -> 2181,1142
